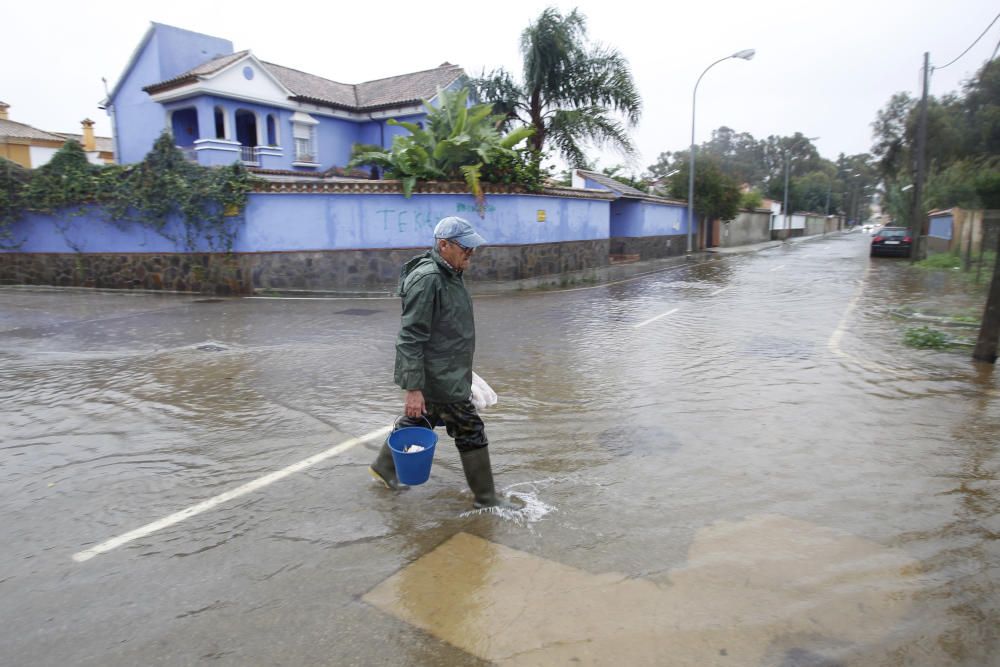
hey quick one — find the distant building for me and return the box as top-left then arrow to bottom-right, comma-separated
0,102 -> 113,168
572,169 -> 648,197
103,23 -> 467,174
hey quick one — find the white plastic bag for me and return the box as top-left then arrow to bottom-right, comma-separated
470,372 -> 498,410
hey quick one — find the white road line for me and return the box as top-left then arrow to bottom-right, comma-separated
246,296 -> 396,301
828,268 -> 899,375
634,308 -> 679,329
72,425 -> 392,563
710,287 -> 729,296
770,265 -> 786,272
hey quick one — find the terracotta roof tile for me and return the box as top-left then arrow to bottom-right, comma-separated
355,64 -> 465,109
576,169 -> 647,197
0,119 -> 66,142
261,62 -> 358,108
145,51 -> 465,112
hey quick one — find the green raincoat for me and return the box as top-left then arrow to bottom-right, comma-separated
393,249 -> 475,403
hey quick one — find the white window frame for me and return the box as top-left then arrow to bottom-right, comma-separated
290,111 -> 319,165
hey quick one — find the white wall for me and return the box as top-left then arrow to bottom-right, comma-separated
28,145 -> 104,168
28,146 -> 57,167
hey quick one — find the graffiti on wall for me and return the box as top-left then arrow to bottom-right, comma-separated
375,202 -> 497,233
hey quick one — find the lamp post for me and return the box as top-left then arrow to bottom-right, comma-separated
687,48 -> 755,254
781,135 -> 819,240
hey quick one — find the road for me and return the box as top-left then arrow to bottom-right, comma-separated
2,231 -> 998,666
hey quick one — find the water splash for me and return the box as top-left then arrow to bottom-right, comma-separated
459,478 -> 557,525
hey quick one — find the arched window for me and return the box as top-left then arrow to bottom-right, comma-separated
235,109 -> 258,148
266,114 -> 278,146
214,106 -> 226,139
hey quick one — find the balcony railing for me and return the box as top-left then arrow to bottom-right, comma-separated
240,145 -> 259,165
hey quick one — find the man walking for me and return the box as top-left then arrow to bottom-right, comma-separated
369,216 -> 516,510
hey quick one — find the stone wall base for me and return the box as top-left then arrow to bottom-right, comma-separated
0,252 -> 252,295
609,235 -> 687,260
0,239 -> 610,295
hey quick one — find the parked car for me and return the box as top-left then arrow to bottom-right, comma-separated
870,226 -> 913,257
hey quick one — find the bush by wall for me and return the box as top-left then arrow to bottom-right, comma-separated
0,132 -> 256,251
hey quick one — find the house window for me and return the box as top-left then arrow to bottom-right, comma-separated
235,109 -> 258,148
293,124 -> 316,162
214,106 -> 226,139
290,111 -> 319,164
266,114 -> 278,146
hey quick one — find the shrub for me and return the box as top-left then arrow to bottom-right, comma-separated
1,132 -> 257,251
903,326 -> 950,349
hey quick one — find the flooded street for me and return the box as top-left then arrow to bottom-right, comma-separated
2,231 -> 998,666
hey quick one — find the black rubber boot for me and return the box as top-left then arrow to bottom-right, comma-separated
368,441 -> 400,490
459,447 -> 518,510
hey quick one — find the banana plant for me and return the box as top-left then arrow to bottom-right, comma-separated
350,87 -> 533,215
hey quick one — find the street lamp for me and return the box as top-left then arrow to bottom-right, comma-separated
781,135 -> 819,239
687,48 -> 755,253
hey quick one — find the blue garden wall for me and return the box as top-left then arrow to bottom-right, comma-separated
610,200 -> 688,237
6,192 -> 610,254
0,189 -> 615,293
608,199 -> 690,259
242,192 -> 609,251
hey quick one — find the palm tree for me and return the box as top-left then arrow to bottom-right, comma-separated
471,7 -> 641,168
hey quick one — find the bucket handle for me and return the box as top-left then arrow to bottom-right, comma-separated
392,414 -> 435,431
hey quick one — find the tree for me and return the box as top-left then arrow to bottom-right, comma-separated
701,126 -> 768,185
650,131 -> 846,215
963,59 -> 1000,158
349,87 -> 533,210
871,59 -> 1000,213
666,159 -> 742,223
471,7 -> 641,168
24,140 -> 101,212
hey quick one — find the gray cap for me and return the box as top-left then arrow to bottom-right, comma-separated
433,216 -> 486,249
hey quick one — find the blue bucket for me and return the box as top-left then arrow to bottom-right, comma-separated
387,426 -> 438,485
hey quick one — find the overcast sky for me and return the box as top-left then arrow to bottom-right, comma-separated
4,0 -> 998,174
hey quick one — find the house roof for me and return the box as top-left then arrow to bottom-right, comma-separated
262,61 -> 358,109
354,64 -> 465,110
0,118 -> 67,142
142,50 -> 253,94
55,132 -> 115,153
575,169 -> 648,197
144,50 -> 465,112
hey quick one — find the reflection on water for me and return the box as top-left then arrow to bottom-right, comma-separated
365,516 -> 920,666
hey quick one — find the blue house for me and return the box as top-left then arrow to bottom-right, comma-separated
104,23 -> 466,173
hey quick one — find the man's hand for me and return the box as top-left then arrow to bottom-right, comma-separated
404,390 -> 426,418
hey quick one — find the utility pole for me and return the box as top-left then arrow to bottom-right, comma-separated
782,151 -> 791,238
910,52 -> 930,263
972,227 -> 1000,363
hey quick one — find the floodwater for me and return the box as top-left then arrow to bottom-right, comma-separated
1,231 -> 998,666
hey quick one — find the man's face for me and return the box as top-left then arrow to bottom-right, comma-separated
438,238 -> 475,271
